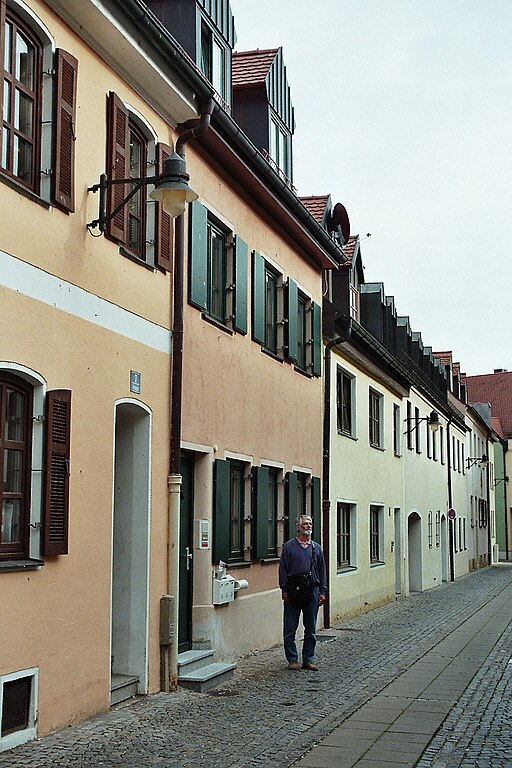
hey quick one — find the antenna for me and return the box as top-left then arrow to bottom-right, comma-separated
327,202 -> 350,246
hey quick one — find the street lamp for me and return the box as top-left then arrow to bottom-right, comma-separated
87,153 -> 197,231
404,409 -> 440,435
466,454 -> 488,470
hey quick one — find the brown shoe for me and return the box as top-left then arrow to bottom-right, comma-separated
302,661 -> 318,671
287,661 -> 301,670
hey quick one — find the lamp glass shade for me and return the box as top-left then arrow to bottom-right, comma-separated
150,185 -> 198,218
428,410 -> 440,432
480,454 -> 489,468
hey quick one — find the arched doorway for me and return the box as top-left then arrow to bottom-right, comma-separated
441,513 -> 448,582
407,511 -> 423,593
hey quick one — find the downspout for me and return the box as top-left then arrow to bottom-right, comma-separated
322,323 -> 352,628
165,99 -> 214,693
446,417 -> 454,582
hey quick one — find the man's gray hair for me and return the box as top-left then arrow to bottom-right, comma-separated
295,514 -> 312,526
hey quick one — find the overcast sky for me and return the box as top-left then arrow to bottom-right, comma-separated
232,0 -> 511,377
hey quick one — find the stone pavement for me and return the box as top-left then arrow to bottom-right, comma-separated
1,565 -> 511,768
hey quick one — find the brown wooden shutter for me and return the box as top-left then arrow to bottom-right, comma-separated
106,92 -> 128,242
155,142 -> 172,272
43,390 -> 71,556
53,49 -> 78,212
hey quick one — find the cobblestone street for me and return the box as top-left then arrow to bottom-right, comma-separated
2,565 -> 511,768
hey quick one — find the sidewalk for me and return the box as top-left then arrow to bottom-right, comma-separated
1,565 -> 511,768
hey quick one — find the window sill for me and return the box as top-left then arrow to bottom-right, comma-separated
0,171 -> 52,210
259,556 -> 280,564
0,559 -> 44,572
293,365 -> 313,380
201,313 -> 234,335
370,560 -> 385,568
227,560 -> 252,569
369,444 -> 385,452
260,347 -> 284,364
337,430 -> 357,441
119,247 -> 156,271
337,565 -> 357,575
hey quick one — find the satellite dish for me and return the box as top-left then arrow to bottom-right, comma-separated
327,202 -> 350,246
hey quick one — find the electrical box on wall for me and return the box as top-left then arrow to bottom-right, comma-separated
212,574 -> 235,605
159,595 -> 175,645
197,519 -> 210,550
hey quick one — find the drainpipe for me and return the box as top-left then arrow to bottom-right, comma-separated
165,99 -> 214,693
322,323 -> 352,628
446,417 -> 454,582
486,437 -> 492,566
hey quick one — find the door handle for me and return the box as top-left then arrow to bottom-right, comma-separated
185,546 -> 193,571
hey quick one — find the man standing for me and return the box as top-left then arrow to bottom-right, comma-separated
278,514 -> 327,670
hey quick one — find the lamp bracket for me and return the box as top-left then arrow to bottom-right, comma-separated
87,173 -> 158,233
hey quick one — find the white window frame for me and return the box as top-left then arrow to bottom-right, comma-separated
0,667 -> 38,752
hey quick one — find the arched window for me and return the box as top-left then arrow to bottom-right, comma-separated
0,1 -> 78,210
0,374 -> 33,559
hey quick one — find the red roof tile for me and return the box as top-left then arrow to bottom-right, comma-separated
433,351 -> 453,367
300,195 -> 330,225
341,235 -> 358,266
466,371 -> 512,438
232,49 -> 279,88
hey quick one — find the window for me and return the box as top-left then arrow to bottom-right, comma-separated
370,505 -> 383,564
0,376 -> 32,559
213,459 -> 247,563
369,390 -> 382,448
252,465 -> 279,559
428,511 -> 433,548
200,21 -> 228,104
435,511 -> 440,546
189,201 -> 248,333
349,284 -> 359,321
415,408 -> 421,453
105,92 -> 171,270
0,372 -> 71,562
252,255 -> 321,375
269,116 -> 291,180
432,428 -> 437,461
406,401 -> 413,451
440,425 -> 445,464
426,420 -> 431,458
337,367 -> 354,436
1,3 -> 77,209
336,502 -> 353,569
393,403 -> 401,455
0,668 -> 37,751
285,471 -> 321,543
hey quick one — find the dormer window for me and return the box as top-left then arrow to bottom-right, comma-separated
269,116 -> 291,180
200,21 -> 228,104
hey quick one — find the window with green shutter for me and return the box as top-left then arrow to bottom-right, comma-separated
213,458 -> 247,564
189,202 -> 247,332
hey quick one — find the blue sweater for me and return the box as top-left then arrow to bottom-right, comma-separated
279,538 -> 327,595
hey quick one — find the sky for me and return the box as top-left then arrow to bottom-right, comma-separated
231,0 -> 512,377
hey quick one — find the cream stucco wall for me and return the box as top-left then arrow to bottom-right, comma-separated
328,348 -> 403,623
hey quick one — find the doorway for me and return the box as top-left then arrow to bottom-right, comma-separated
394,508 -> 402,595
111,401 -> 151,696
407,511 -> 423,593
179,452 -> 194,652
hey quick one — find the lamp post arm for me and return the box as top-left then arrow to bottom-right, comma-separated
87,173 -> 158,232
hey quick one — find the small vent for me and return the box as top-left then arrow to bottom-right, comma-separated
1,676 -> 31,737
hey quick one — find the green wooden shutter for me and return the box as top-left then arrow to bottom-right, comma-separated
53,49 -> 78,213
312,301 -> 322,376
287,278 -> 298,362
285,471 -> 298,542
43,390 -> 71,556
311,476 -> 321,541
253,466 -> 269,559
155,143 -> 173,272
106,92 -> 128,242
188,200 -> 208,310
213,459 -> 231,564
252,250 -> 265,345
234,235 -> 248,334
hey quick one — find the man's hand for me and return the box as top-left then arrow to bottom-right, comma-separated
318,593 -> 326,606
282,591 -> 289,604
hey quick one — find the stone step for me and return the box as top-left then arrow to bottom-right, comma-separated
177,648 -> 215,675
110,674 -> 139,706
178,661 -> 237,693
